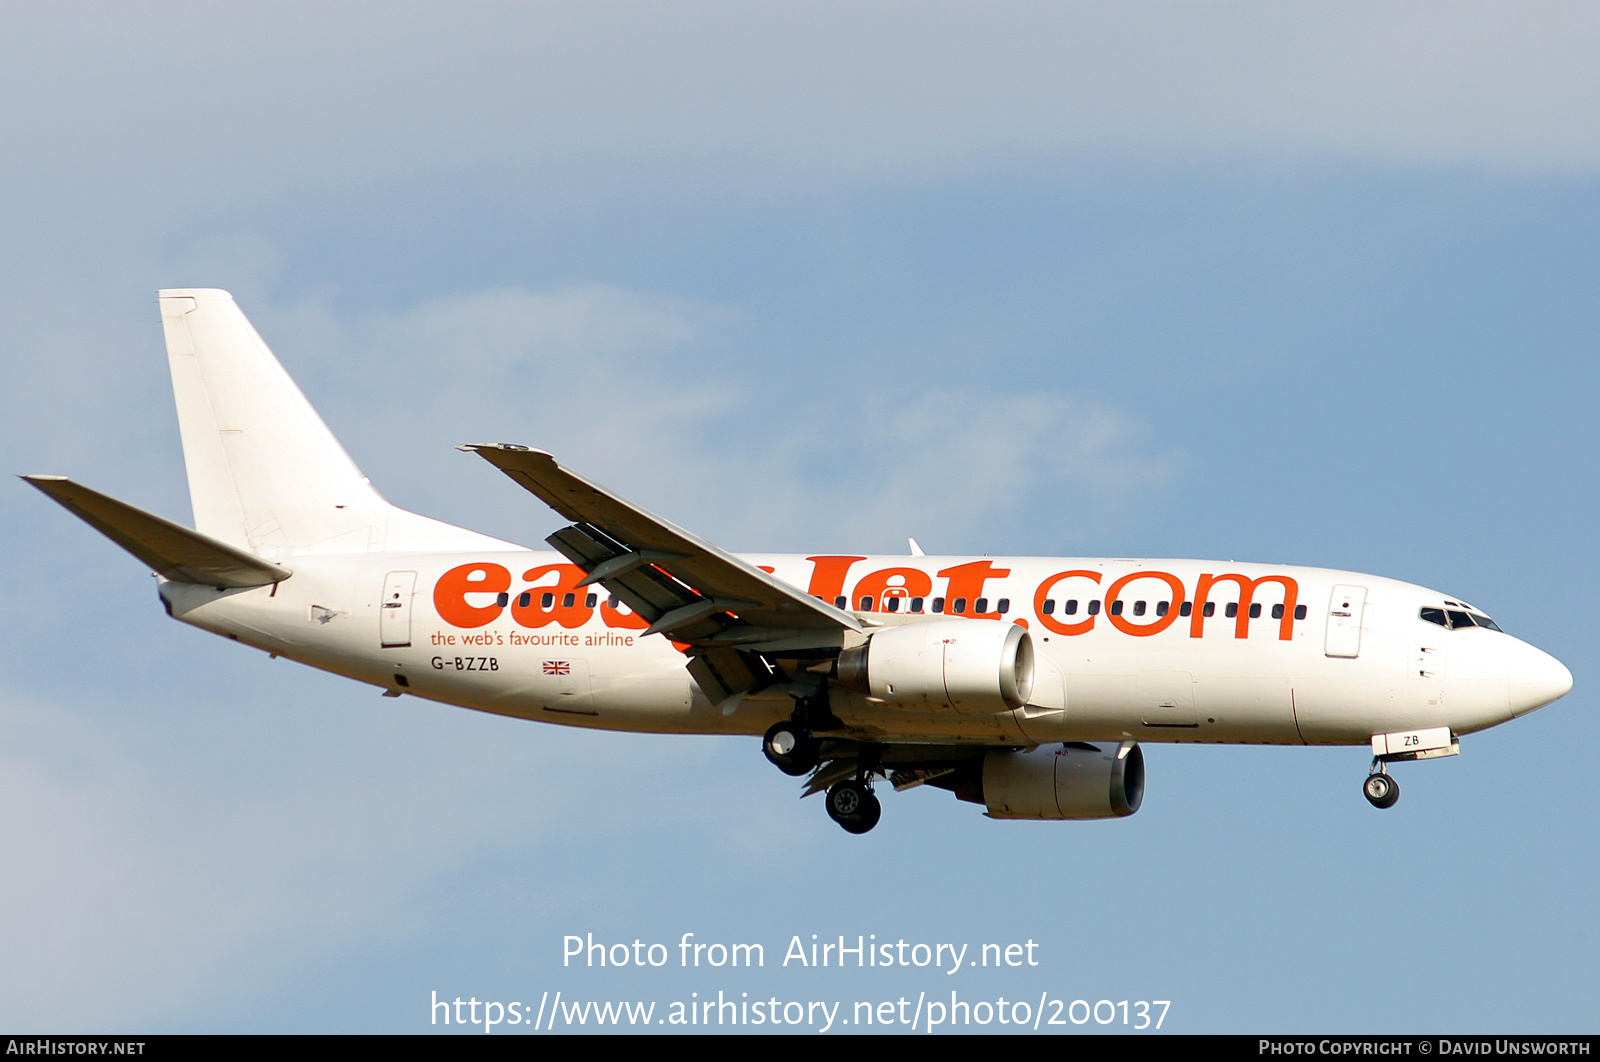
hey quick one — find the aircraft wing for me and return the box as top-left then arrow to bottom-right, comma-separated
462,444 -> 861,703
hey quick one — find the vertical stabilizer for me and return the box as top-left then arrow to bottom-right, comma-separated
160,289 -> 512,558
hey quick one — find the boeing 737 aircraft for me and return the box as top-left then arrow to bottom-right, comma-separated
25,290 -> 1573,833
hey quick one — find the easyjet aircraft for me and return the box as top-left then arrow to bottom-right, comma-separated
26,290 -> 1573,833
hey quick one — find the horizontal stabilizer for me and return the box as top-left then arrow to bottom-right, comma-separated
23,475 -> 291,588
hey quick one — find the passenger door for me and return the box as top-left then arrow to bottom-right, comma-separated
1324,584 -> 1368,658
380,570 -> 417,648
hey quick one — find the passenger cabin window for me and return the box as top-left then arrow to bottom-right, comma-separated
1249,603 -> 1261,619
1087,600 -> 1101,616
1042,599 -> 1056,615
585,594 -> 597,608
1110,600 -> 1124,616
834,596 -> 846,609
859,596 -> 875,611
541,593 -> 554,608
1203,602 -> 1215,617
1179,601 -> 1192,617
1132,600 -> 1146,617
562,593 -> 575,608
975,597 -> 989,613
884,596 -> 900,612
997,598 -> 1010,614
496,593 -> 509,607
1295,605 -> 1307,620
1065,600 -> 1078,615
910,597 -> 924,613
519,593 -> 532,608
932,597 -> 946,613
1156,601 -> 1169,616
952,598 -> 968,614
1225,602 -> 1238,618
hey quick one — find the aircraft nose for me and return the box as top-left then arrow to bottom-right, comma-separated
1506,640 -> 1573,717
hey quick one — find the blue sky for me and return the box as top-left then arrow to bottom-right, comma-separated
1,2 -> 1596,1033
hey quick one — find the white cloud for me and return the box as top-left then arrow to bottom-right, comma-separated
3,0 -> 1598,234
820,390 -> 1183,554
0,671 -> 759,1027
246,285 -> 1179,554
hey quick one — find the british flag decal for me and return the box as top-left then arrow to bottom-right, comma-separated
543,660 -> 571,676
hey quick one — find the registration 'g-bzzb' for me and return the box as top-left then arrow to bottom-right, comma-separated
27,291 -> 1574,833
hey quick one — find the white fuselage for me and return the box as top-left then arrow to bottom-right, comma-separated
158,550 -> 1569,749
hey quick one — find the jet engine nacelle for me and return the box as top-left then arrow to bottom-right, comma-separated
981,742 -> 1144,820
837,619 -> 1035,712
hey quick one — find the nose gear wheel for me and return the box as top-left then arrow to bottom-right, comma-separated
1362,762 -> 1400,809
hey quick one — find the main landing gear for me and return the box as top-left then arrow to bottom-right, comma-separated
762,720 -> 819,776
762,685 -> 885,834
762,683 -> 837,777
825,779 -> 881,835
763,720 -> 884,834
821,743 -> 886,835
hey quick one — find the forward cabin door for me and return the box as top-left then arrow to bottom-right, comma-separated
1324,584 -> 1368,658
380,570 -> 417,648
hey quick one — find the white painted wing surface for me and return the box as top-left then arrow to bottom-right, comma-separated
462,443 -> 864,704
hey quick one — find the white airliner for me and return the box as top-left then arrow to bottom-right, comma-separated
26,290 -> 1573,833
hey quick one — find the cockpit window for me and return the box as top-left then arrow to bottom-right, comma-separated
1424,606 -> 1503,632
1427,604 -> 1497,630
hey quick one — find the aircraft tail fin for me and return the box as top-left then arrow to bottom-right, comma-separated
158,289 -> 511,558
22,475 -> 291,588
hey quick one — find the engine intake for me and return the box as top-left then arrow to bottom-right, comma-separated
980,742 -> 1144,819
837,619 -> 1035,712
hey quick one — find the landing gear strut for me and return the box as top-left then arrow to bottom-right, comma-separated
1363,761 -> 1400,809
761,681 -> 885,833
761,682 -> 840,777
1361,728 -> 1458,809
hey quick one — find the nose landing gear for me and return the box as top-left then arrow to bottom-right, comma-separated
1361,728 -> 1459,809
1363,767 -> 1400,809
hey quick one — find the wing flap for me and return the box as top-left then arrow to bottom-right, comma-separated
24,475 -> 291,588
463,444 -> 859,642
546,521 -> 730,643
